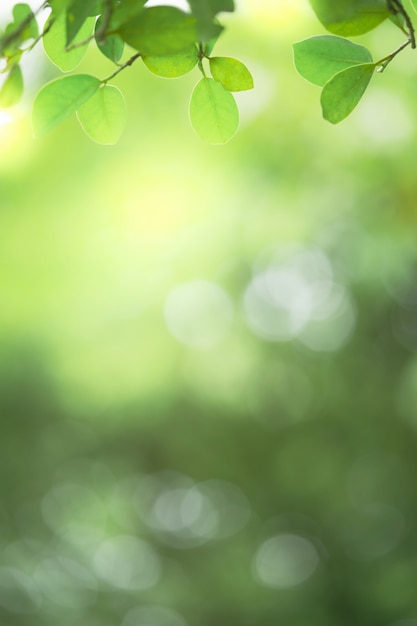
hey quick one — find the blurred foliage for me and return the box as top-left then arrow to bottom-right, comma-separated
2,2 -> 417,625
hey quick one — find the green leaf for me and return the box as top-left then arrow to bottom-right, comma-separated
32,74 -> 100,136
389,12 -> 406,30
95,14 -> 124,62
209,56 -> 254,91
293,35 -> 373,87
47,0 -> 71,17
66,0 -> 100,45
203,20 -> 222,56
189,77 -> 239,144
142,46 -> 198,78
106,0 -> 147,30
2,3 -> 38,55
117,6 -> 197,56
188,0 -> 233,41
320,63 -> 375,124
76,85 -> 126,145
43,13 -> 95,72
309,0 -> 390,35
410,0 -> 417,13
84,0 -> 103,16
0,65 -> 24,108
11,3 -> 38,40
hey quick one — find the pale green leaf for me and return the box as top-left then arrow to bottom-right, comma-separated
0,65 -> 23,108
117,6 -> 197,56
309,0 -> 389,36
43,13 -> 95,72
410,0 -> 417,12
142,46 -> 198,78
209,56 -> 253,91
95,14 -> 124,62
32,74 -> 100,136
293,35 -> 373,87
189,77 -> 238,144
76,85 -> 126,145
320,63 -> 375,124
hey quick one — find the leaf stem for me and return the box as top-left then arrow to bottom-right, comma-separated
101,52 -> 141,84
197,43 -> 206,76
376,38 -> 411,72
27,16 -> 54,53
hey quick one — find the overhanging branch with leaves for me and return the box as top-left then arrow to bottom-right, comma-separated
0,0 -> 416,144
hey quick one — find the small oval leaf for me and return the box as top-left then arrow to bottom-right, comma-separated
320,63 -> 375,124
209,56 -> 254,91
76,85 -> 126,144
0,65 -> 23,108
142,45 -> 198,78
95,14 -> 124,62
293,35 -> 373,87
43,13 -> 95,72
32,74 -> 100,136
189,77 -> 239,144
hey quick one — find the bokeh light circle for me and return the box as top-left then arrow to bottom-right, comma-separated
0,567 -> 42,614
164,280 -> 233,348
254,534 -> 320,588
93,535 -> 161,590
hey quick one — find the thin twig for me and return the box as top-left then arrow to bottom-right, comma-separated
376,38 -> 411,72
387,0 -> 416,48
101,52 -> 141,83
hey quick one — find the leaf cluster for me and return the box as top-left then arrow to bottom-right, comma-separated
0,0 -> 254,144
294,0 -> 417,123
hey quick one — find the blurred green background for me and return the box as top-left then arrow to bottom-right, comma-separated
2,1 -> 417,624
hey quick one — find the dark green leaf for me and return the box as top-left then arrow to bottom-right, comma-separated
32,74 -> 100,136
117,6 -> 197,56
188,0 -> 232,41
203,20 -> 222,56
95,14 -> 124,62
320,63 -> 375,123
309,0 -> 390,36
293,35 -> 373,87
106,1 -> 148,31
66,0 -> 100,45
